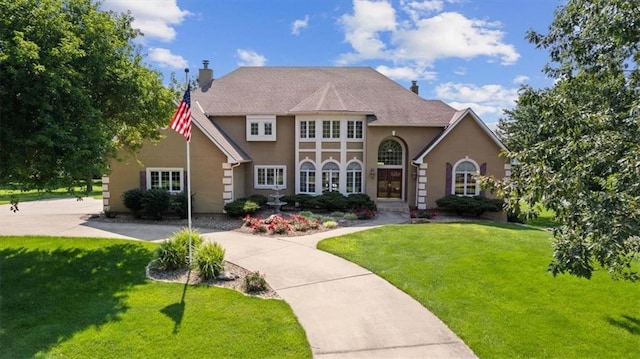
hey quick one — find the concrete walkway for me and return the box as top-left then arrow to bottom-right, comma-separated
0,198 -> 477,358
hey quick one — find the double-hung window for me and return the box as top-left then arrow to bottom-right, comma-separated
299,162 -> 316,193
346,162 -> 362,193
147,168 -> 183,193
347,120 -> 363,139
300,120 -> 316,139
322,120 -> 340,139
255,166 -> 286,189
454,161 -> 478,196
246,115 -> 276,141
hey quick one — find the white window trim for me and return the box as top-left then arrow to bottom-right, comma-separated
347,120 -> 364,139
451,157 -> 480,196
299,120 -> 317,140
146,167 -> 184,193
246,115 -> 276,141
321,120 -> 341,140
254,165 -> 287,189
298,161 -> 316,194
346,160 -> 364,193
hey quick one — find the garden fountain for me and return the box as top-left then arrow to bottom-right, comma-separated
266,186 -> 287,213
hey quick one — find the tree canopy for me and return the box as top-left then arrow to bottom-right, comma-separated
0,0 -> 175,191
496,0 -> 640,280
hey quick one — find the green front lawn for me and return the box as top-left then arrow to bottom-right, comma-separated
0,236 -> 311,359
0,180 -> 103,205
318,223 -> 640,359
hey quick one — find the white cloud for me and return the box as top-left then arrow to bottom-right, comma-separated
292,15 -> 310,35
338,1 -> 519,67
400,0 -> 447,22
435,82 -> 518,117
453,67 -> 467,75
148,48 -> 187,69
101,0 -> 191,42
237,49 -> 267,66
337,0 -> 397,63
513,75 -> 530,84
376,65 -> 436,81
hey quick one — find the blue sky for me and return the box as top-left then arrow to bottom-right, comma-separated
101,0 -> 564,126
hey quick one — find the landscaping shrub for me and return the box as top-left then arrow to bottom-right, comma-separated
436,195 -> 504,216
170,192 -> 194,219
172,227 -> 204,250
343,212 -> 358,220
347,193 -> 377,211
353,208 -> 376,219
282,194 -> 314,209
122,188 -> 145,218
330,211 -> 345,218
154,228 -> 204,270
194,241 -> 226,280
309,191 -> 349,211
247,194 -> 268,206
244,271 -> 268,292
323,220 -> 338,228
141,188 -> 171,220
224,198 -> 261,217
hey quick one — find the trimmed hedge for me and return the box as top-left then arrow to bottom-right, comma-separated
436,195 -> 504,217
122,188 -> 193,219
224,198 -> 261,217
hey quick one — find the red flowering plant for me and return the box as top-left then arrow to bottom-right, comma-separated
267,215 -> 291,234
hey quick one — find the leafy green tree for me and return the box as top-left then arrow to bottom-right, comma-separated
494,0 -> 640,280
0,0 -> 175,192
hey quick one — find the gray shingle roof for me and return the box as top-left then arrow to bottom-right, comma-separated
193,67 -> 456,126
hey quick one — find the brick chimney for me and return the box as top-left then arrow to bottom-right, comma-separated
410,80 -> 419,95
198,60 -> 214,89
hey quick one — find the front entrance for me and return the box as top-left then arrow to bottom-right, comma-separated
377,168 -> 402,199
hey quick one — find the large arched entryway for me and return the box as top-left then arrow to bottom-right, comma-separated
376,139 -> 404,199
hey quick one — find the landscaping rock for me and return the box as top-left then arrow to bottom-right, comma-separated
217,272 -> 240,281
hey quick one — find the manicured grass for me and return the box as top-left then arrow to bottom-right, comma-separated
0,236 -> 311,359
521,202 -> 557,228
318,223 -> 640,359
0,180 -> 103,205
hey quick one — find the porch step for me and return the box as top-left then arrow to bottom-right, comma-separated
376,201 -> 410,215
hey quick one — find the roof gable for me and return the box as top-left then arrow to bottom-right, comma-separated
289,82 -> 372,114
413,108 -> 507,163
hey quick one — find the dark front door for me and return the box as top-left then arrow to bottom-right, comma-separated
377,169 -> 402,199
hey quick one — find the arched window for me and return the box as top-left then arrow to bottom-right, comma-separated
454,160 -> 478,196
322,162 -> 340,192
346,162 -> 362,193
299,162 -> 316,193
378,140 -> 402,166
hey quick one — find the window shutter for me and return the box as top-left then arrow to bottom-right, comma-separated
445,162 -> 452,195
140,171 -> 146,189
479,163 -> 487,197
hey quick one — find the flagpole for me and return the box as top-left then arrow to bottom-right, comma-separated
185,68 -> 193,265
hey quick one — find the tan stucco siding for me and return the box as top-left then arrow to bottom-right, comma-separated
214,115 -> 296,197
422,115 -> 507,208
108,125 -> 227,213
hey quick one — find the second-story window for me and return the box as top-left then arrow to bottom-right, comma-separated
347,120 -> 363,139
322,120 -> 340,139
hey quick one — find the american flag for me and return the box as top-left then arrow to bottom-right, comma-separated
170,85 -> 192,141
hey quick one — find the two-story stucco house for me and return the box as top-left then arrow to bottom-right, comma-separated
104,62 -> 510,216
